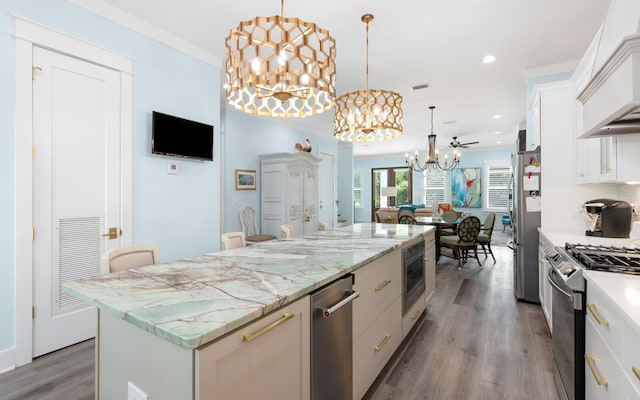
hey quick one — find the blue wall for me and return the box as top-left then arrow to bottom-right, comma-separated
1,0 -> 221,354
223,109 -> 340,234
354,148 -> 515,222
337,144 -> 354,224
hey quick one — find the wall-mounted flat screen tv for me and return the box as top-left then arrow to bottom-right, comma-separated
152,111 -> 214,161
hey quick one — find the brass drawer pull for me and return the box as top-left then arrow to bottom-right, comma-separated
585,355 -> 608,387
374,334 -> 391,352
375,280 -> 391,292
633,366 -> 640,381
411,309 -> 422,320
243,312 -> 294,343
587,304 -> 610,327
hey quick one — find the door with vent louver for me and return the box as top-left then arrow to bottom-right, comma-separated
32,47 -> 122,357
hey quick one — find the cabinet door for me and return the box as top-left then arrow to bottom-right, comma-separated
424,234 -> 436,303
261,164 -> 286,237
286,167 -> 304,236
617,135 -> 640,182
303,167 -> 318,235
196,296 -> 310,400
599,137 -> 617,181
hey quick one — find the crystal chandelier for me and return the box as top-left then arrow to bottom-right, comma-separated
333,14 -> 403,142
406,106 -> 460,172
225,0 -> 336,118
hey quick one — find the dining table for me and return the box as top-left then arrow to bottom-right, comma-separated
415,215 -> 463,261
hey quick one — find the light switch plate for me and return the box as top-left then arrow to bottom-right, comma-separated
167,163 -> 179,175
128,382 -> 148,400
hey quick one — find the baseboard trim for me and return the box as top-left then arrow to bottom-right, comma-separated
0,347 -> 16,375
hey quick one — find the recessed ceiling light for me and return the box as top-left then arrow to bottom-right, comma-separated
494,131 -> 501,135
483,55 -> 496,64
496,141 -> 502,144
493,114 -> 502,119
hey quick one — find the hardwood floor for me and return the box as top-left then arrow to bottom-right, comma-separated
0,338 -> 94,400
0,245 -> 557,400
366,245 -> 559,400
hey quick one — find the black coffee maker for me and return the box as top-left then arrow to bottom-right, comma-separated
584,199 -> 632,238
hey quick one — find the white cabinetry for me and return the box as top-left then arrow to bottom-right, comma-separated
575,136 -> 618,184
352,249 -> 402,400
538,234 -> 552,333
197,296 -> 310,400
584,279 -> 640,400
424,233 -> 436,304
260,153 -> 319,237
530,90 -> 542,150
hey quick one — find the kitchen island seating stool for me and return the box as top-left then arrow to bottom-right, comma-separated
280,224 -> 293,238
477,213 -> 496,262
221,232 -> 246,250
100,244 -> 160,274
438,216 -> 482,270
239,206 -> 276,243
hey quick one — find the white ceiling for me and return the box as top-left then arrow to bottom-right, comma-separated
96,0 -> 610,157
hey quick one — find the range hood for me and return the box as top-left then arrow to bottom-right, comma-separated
578,35 -> 640,138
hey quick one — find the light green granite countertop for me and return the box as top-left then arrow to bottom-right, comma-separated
65,223 -> 433,349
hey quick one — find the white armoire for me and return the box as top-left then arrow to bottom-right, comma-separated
259,153 -> 319,238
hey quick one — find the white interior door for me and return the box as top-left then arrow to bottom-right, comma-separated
32,46 -> 122,357
318,152 -> 334,228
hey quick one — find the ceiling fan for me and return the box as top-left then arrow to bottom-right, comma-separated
449,136 -> 479,149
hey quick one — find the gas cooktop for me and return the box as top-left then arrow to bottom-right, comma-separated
565,243 -> 640,275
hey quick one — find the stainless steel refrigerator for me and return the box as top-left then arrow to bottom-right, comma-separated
509,150 -> 541,303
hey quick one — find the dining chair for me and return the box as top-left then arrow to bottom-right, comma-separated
280,224 -> 293,238
477,213 -> 496,262
398,214 -> 417,224
100,244 -> 160,274
221,231 -> 246,250
439,210 -> 460,237
438,216 -> 482,269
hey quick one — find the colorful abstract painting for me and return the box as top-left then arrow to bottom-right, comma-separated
451,168 -> 481,208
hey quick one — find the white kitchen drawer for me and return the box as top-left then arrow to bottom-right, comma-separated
622,369 -> 640,400
587,280 -> 624,363
353,296 -> 402,400
352,250 -> 401,338
623,320 -> 640,396
586,317 -> 624,400
402,291 -> 425,339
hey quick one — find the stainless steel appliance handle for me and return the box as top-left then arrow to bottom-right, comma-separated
547,268 -> 572,299
321,291 -> 360,318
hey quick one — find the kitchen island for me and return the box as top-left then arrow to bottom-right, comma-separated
65,222 -> 435,400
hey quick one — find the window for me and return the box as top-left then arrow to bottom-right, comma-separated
353,172 -> 362,208
423,170 -> 446,207
487,166 -> 511,210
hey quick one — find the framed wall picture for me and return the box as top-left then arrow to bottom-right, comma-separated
235,169 -> 256,190
451,167 -> 481,208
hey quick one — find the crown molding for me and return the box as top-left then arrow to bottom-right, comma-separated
67,0 -> 221,68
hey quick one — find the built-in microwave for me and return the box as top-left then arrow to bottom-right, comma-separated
402,240 -> 425,314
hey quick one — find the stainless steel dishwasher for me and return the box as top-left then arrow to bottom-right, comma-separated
311,275 -> 360,400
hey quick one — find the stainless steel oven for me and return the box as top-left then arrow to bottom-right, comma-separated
402,240 -> 425,314
547,266 -> 585,400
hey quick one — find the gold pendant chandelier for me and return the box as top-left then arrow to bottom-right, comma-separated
406,106 -> 460,172
333,14 -> 403,142
225,0 -> 337,118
